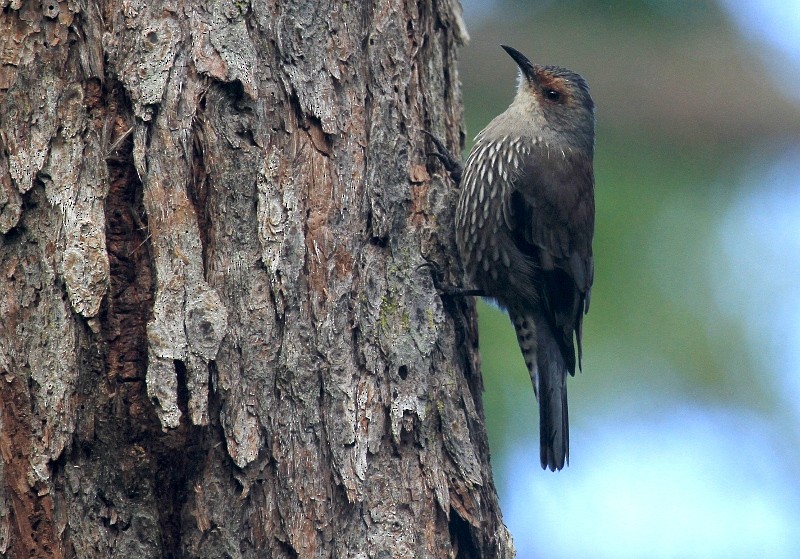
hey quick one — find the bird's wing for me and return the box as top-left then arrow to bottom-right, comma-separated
504,149 -> 595,374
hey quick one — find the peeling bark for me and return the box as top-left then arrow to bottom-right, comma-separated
0,1 -> 513,558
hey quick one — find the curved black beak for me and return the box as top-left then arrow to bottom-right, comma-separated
501,45 -> 536,80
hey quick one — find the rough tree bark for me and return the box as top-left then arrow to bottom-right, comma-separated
0,1 -> 514,558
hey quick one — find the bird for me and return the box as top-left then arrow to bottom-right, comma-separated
445,45 -> 595,471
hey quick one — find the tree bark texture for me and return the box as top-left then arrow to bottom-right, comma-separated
0,1 -> 514,558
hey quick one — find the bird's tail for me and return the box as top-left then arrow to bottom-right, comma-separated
512,312 -> 569,471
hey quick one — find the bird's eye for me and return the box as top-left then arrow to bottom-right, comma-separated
544,88 -> 562,102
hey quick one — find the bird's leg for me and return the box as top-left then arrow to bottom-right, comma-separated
417,261 -> 485,298
423,130 -> 463,186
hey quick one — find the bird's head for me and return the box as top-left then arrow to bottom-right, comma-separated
501,45 -> 595,151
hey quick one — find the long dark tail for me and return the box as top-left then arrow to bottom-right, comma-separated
512,311 -> 569,471
537,321 -> 569,471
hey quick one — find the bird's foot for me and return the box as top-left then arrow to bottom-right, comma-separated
423,130 -> 463,186
417,261 -> 484,298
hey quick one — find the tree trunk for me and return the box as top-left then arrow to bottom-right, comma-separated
0,1 -> 513,558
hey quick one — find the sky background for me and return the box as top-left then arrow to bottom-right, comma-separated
456,1 -> 800,557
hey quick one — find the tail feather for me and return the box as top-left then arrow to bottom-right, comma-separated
537,329 -> 569,471
512,311 -> 569,471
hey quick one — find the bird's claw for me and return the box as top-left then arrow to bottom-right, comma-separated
423,130 -> 463,186
417,261 -> 483,298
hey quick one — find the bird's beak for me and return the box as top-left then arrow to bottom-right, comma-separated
501,45 -> 537,81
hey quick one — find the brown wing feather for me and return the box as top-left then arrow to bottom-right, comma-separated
506,151 -> 594,374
